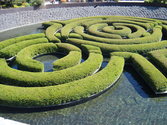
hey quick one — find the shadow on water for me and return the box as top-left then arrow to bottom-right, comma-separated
124,65 -> 167,101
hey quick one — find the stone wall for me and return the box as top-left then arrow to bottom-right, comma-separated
0,5 -> 167,31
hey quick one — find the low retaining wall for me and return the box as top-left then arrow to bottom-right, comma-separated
0,2 -> 167,31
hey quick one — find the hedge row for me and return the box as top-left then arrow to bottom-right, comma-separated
110,52 -> 167,93
0,44 -> 102,87
0,38 -> 49,59
102,25 -> 131,37
45,23 -> 63,43
0,33 -> 45,50
148,49 -> 167,74
53,43 -> 82,71
66,38 -> 167,54
113,23 -> 146,39
16,43 -> 58,72
60,18 -> 103,40
81,20 -> 151,30
88,23 -> 122,39
73,26 -> 162,45
0,55 -> 124,107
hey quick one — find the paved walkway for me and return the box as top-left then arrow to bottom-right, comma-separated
0,117 -> 29,125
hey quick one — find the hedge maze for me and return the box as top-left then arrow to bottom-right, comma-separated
0,15 -> 167,107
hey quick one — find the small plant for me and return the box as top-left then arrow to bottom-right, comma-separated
25,2 -> 30,7
33,0 -> 44,5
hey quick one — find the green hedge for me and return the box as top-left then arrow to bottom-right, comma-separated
0,38 -> 49,59
148,49 -> 167,74
113,23 -> 146,39
74,26 -> 162,44
110,52 -> 167,93
0,55 -> 124,107
60,18 -> 103,40
0,33 -> 45,50
45,23 -> 63,43
16,43 -> 58,72
88,23 -> 122,39
81,20 -> 151,30
69,33 -> 83,39
102,25 -> 131,37
66,38 -> 167,54
1,44 -> 102,87
53,43 -> 82,71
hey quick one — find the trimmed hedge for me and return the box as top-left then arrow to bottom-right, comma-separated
0,33 -> 45,50
88,23 -> 122,39
45,23 -> 63,43
81,20 -> 151,30
0,55 -> 124,107
53,43 -> 82,71
102,25 -> 131,37
16,43 -> 58,72
60,18 -> 103,40
0,38 -> 49,59
74,26 -> 162,45
110,52 -> 167,93
1,44 -> 102,87
66,38 -> 167,54
148,49 -> 167,74
113,23 -> 146,39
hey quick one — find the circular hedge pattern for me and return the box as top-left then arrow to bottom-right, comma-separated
0,15 -> 167,107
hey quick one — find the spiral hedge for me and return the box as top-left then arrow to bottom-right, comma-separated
0,15 -> 167,107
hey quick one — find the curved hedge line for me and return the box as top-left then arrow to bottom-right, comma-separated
45,23 -> 63,43
88,23 -> 122,39
102,25 -> 131,37
0,44 -> 103,87
53,43 -> 82,71
74,26 -> 162,45
16,43 -> 58,72
110,52 -> 167,93
148,49 -> 167,74
0,33 -> 46,50
0,55 -> 124,107
66,38 -> 167,54
0,38 -> 49,59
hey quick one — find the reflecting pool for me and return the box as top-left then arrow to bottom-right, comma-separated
0,23 -> 167,125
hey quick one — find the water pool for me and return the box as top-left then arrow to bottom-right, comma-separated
0,23 -> 167,125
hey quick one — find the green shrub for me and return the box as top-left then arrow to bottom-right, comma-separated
0,38 -> 48,59
148,49 -> 167,74
102,25 -> 131,37
113,23 -> 146,39
45,23 -> 62,43
88,23 -> 122,39
1,44 -> 103,87
53,43 -> 82,71
66,38 -> 167,54
73,26 -> 162,45
0,55 -> 124,107
16,43 -> 58,72
0,33 -> 45,50
110,52 -> 167,93
33,0 -> 44,5
25,2 -> 30,7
